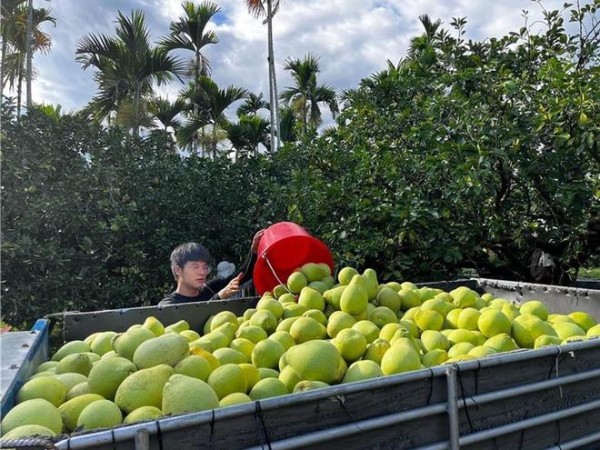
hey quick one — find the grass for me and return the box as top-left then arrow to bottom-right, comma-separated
578,267 -> 600,279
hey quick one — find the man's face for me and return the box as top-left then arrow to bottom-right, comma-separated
177,260 -> 211,291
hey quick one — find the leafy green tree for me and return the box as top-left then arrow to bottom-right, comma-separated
76,10 -> 186,137
159,1 -> 220,79
280,53 -> 338,137
227,114 -> 270,158
237,92 -> 269,117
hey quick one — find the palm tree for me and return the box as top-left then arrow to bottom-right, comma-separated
1,0 -> 26,95
76,10 -> 186,137
1,4 -> 55,117
236,92 -> 269,117
408,15 -> 443,67
159,1 -> 220,79
179,76 -> 247,157
244,0 -> 282,152
227,114 -> 270,158
148,96 -> 185,152
280,53 -> 338,136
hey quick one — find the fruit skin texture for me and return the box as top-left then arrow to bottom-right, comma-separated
58,393 -> 106,431
381,340 -> 422,376
77,399 -> 123,430
340,279 -> 368,316
207,364 -> 247,400
51,340 -> 90,361
1,424 -> 56,440
123,406 -> 163,424
1,398 -> 63,436
478,309 -> 512,338
16,376 -> 67,407
87,356 -> 137,400
114,364 -> 174,414
285,340 -> 343,384
133,333 -> 189,369
162,374 -> 220,415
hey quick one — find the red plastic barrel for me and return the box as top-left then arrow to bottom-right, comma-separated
253,222 -> 334,295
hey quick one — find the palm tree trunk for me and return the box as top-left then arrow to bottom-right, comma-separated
1,26 -> 9,95
133,85 -> 140,138
266,0 -> 276,153
16,65 -> 23,118
25,0 -> 33,109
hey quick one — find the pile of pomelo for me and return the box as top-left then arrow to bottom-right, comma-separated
2,262 -> 600,441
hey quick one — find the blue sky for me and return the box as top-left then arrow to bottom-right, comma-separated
30,0 -> 569,116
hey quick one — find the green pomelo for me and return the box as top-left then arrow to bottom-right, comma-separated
55,352 -> 93,376
180,329 -> 201,343
352,320 -> 381,344
326,311 -> 356,338
207,364 -> 247,400
286,340 -> 343,383
568,311 -> 597,332
332,328 -> 367,362
421,349 -> 449,367
552,321 -> 586,341
58,393 -> 105,432
51,340 -> 90,361
278,293 -> 297,304
398,289 -> 421,310
213,347 -> 248,365
587,324 -> 600,337
363,338 -> 391,365
66,381 -> 90,400
380,340 -> 422,375
162,374 -> 219,415
519,300 -> 549,320
340,284 -> 368,316
377,287 -> 402,313
362,268 -> 380,301
457,308 -> 481,331
1,398 -> 62,436
251,339 -> 285,369
123,406 -> 162,424
249,310 -> 278,334
512,314 -> 556,348
229,337 -> 256,361
444,309 -> 462,329
268,332 -> 296,351
290,316 -> 326,343
35,361 -> 59,373
368,306 -> 397,328
164,319 -> 190,334
323,285 -> 346,309
16,376 -> 66,407
484,333 -> 519,353
447,342 -> 475,358
235,325 -> 268,343
449,286 -> 478,308
478,309 -> 512,338
87,356 -> 137,400
303,309 -> 328,326
258,367 -> 280,379
297,287 -> 325,311
287,271 -> 308,294
272,284 -> 289,299
534,334 -> 563,349
420,330 -> 450,352
257,296 -> 284,320
337,266 -> 359,285
282,303 -> 308,319
249,377 -> 289,400
219,392 -> 253,407
52,372 -> 87,393
239,363 -> 261,390
414,309 -> 444,332
308,281 -> 329,295
90,331 -> 118,356
468,345 -> 498,358
210,311 -> 238,332
113,327 -> 156,361
1,424 -> 56,440
114,364 -> 173,414
446,329 -> 480,346
142,316 -> 165,336
279,365 -> 302,392
133,333 -> 189,369
293,380 -> 330,392
77,399 -> 122,430
342,360 -> 383,383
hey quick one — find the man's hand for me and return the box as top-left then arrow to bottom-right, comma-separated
218,273 -> 244,299
251,229 -> 265,253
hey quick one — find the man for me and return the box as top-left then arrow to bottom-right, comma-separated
159,230 -> 264,306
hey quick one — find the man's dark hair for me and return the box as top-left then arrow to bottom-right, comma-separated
170,242 -> 212,279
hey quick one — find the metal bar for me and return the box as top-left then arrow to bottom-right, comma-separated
546,429 -> 600,449
459,398 -> 600,446
445,366 -> 460,450
246,402 -> 449,450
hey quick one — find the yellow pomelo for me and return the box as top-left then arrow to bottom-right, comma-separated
123,406 -> 162,424
58,393 -> 105,431
249,310 -> 278,334
484,333 -> 519,353
340,283 -> 368,316
368,306 -> 397,328
16,376 -> 66,407
446,329 -> 480,346
113,327 -> 156,361
51,340 -> 90,361
377,287 -> 402,314
52,372 -> 87,393
188,346 -> 220,372
323,285 -> 346,309
293,380 -> 330,392
207,364 -> 247,399
552,321 -> 586,341
363,338 -> 391,365
298,287 -> 325,311
287,271 -> 308,294
512,314 -> 556,348
268,331 -> 296,351
352,320 -> 381,344
534,335 -> 563,349
489,298 -> 510,309
114,364 -> 173,414
164,319 -> 190,334
398,289 -> 421,310
90,331 -> 118,356
251,339 -> 285,369
444,308 -> 462,329
420,330 -> 450,352
386,281 -> 403,291
417,287 -> 439,302
282,302 -> 308,319
302,309 -> 328,326
587,324 -> 600,337
420,298 -> 448,316
249,377 -> 289,400
332,328 -> 367,363
342,360 -> 383,383
278,293 -> 296,304
481,293 -> 495,303
219,392 -> 253,407
362,268 -> 380,301
445,354 -> 477,363
274,317 -> 298,334
213,322 -> 238,342
1,398 -> 62,436
243,308 -> 257,321
568,311 -> 597,332
1,424 -> 56,440
162,374 -> 219,415
238,363 -> 261,390
501,303 -> 521,321
290,316 -> 326,343
519,300 -> 549,320
421,349 -> 448,367
414,309 -> 444,332
272,284 -> 289,299
77,399 -> 122,430
235,325 -> 268,343
55,352 -> 93,376
337,266 -> 359,285
212,347 -> 246,365
133,333 -> 189,369
87,356 -> 136,400
457,308 -> 481,331
399,319 -> 420,339
449,286 -> 478,308
379,322 -> 403,341
326,311 -> 356,338
448,342 -> 475,358
258,367 -> 280,379
478,309 -> 512,338
279,365 -> 302,392
257,296 -> 284,320
142,316 -> 165,336
286,340 -> 343,383
380,340 -> 422,375
229,337 -> 256,361
210,311 -> 238,332
66,381 -> 90,400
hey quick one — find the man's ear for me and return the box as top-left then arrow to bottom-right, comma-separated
174,265 -> 182,277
